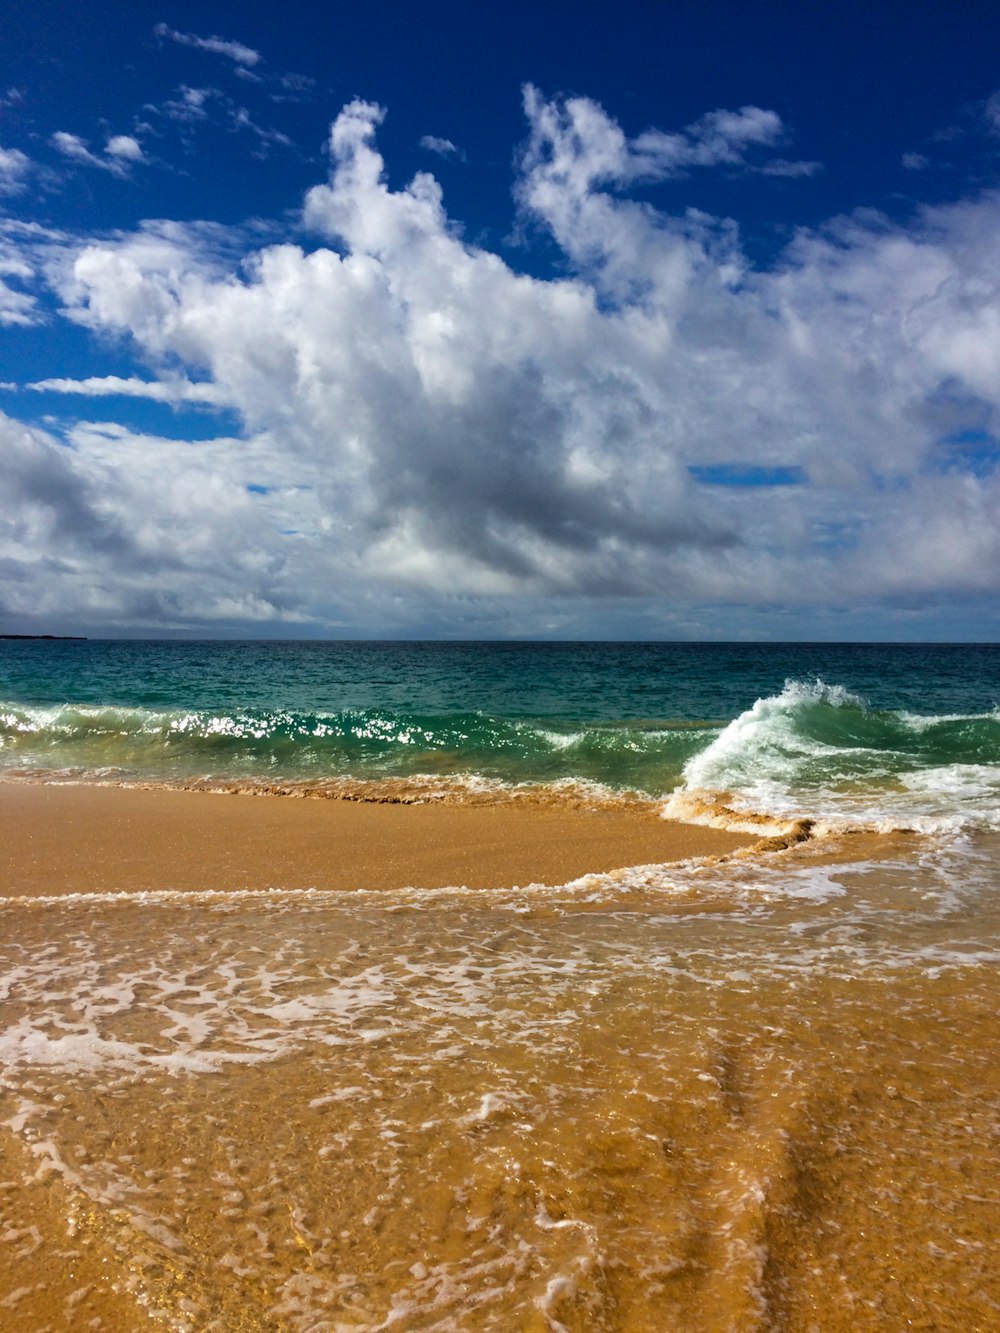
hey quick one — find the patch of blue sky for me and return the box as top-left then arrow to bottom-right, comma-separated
935,429 -> 1000,477
0,318 -> 130,386
688,464 -> 806,487
0,385 -> 245,442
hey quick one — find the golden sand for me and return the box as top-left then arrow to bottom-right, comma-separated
1,783 -> 999,1330
0,779 -> 754,897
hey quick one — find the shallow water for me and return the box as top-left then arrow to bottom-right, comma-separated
2,837 -> 1000,1330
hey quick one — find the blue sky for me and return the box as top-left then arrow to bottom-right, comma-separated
2,1 -> 1000,638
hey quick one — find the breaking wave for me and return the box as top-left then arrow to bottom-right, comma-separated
667,678 -> 1000,833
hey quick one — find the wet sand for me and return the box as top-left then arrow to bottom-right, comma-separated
0,779 -> 754,897
2,783 -> 999,1330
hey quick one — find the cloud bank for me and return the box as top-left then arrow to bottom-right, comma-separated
3,88 -> 1000,636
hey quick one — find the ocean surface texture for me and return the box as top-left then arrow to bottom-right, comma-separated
1,639 -> 999,1330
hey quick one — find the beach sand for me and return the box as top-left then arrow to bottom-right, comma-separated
0,779 -> 755,897
2,783 -> 999,1330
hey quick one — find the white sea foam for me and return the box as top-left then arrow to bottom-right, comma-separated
897,706 -> 1000,730
680,679 -> 864,794
536,729 -> 585,751
463,1091 -> 525,1125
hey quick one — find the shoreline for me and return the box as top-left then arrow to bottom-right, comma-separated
0,779 -> 758,897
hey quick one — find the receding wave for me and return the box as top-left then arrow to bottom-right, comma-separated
667,678 -> 1000,834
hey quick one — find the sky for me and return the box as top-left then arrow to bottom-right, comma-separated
2,0 -> 1000,640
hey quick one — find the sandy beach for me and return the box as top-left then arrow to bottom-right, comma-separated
2,780 -> 999,1329
3,640 -> 1000,1331
0,780 -> 755,897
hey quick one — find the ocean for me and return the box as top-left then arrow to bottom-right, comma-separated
3,639 -> 999,813
1,639 -> 999,1329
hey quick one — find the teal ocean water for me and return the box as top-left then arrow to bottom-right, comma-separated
2,639 -> 998,832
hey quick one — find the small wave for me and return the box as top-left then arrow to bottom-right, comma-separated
0,699 -> 704,794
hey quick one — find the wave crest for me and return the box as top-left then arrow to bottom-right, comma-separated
673,678 -> 1000,833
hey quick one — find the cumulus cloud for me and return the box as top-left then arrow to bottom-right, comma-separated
517,86 -> 813,193
0,283 -> 35,326
0,227 -> 40,325
0,286 -> 35,327
0,410 -> 321,633
154,23 -> 261,68
51,131 -> 102,165
5,88 -> 1000,634
0,413 -> 133,571
160,85 -> 219,122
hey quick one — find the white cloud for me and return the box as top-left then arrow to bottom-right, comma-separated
51,131 -> 143,176
0,283 -> 35,326
106,135 -> 144,163
154,23 -> 261,68
229,106 -> 293,155
758,158 -> 822,178
5,89 -> 1000,634
518,86 -> 813,192
420,135 -> 465,161
151,84 -> 292,156
51,131 -> 101,165
0,145 -> 30,194
0,225 -> 40,325
271,71 -> 317,104
25,375 -> 228,405
0,410 -> 314,632
160,85 -> 219,122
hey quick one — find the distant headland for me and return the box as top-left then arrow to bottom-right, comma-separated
0,634 -> 88,641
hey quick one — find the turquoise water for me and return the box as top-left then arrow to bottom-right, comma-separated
1,639 -> 999,829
